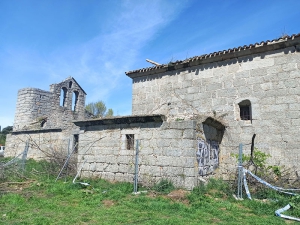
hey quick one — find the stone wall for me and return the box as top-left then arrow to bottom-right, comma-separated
5,130 -> 70,160
74,115 -> 225,190
13,77 -> 87,131
6,77 -> 88,160
131,46 -> 300,173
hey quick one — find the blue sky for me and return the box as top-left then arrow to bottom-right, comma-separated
0,0 -> 300,129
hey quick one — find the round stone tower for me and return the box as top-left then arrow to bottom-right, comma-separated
13,88 -> 52,130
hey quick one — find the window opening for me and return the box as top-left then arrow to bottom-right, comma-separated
72,91 -> 79,111
40,118 -> 47,128
60,87 -> 67,107
69,81 -> 72,88
238,100 -> 252,121
126,134 -> 134,150
73,134 -> 79,153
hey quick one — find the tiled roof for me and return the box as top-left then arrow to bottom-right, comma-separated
125,33 -> 300,77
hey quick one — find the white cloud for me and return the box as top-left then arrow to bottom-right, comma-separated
43,0 -> 188,102
0,0 -> 190,123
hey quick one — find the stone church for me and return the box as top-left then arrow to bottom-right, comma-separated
6,33 -> 300,189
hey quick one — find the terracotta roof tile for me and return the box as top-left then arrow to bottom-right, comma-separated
126,33 -> 300,77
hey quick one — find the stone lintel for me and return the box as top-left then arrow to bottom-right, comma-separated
11,128 -> 62,134
74,114 -> 166,127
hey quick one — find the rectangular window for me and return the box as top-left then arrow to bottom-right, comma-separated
240,106 -> 251,120
126,134 -> 134,150
73,134 -> 79,153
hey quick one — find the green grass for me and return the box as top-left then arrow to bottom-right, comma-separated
0,159 -> 299,224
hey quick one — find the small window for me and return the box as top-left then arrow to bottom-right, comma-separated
72,91 -> 79,111
238,100 -> 252,121
126,134 -> 134,150
69,81 -> 72,88
73,134 -> 79,153
60,87 -> 67,107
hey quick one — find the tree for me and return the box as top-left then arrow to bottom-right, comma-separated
2,126 -> 13,134
106,109 -> 114,118
85,101 -> 114,118
0,126 -> 13,145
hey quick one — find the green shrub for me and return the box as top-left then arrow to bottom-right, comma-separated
153,179 -> 175,194
188,179 -> 233,206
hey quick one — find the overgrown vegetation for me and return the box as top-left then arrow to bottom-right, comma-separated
152,179 -> 175,194
232,148 -> 300,194
0,158 -> 299,224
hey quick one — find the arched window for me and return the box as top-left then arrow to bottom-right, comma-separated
72,91 -> 79,111
60,87 -> 67,107
238,100 -> 251,121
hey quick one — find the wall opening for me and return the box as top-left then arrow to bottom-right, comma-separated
73,134 -> 79,153
126,134 -> 134,150
197,117 -> 225,176
238,100 -> 252,121
40,118 -> 47,128
69,81 -> 72,88
72,91 -> 79,111
60,87 -> 67,107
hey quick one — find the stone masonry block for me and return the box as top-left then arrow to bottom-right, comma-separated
181,148 -> 196,157
197,67 -> 213,78
184,177 -> 198,190
168,157 -> 186,167
217,88 -> 237,98
264,89 -> 287,97
241,58 -> 274,70
260,82 -> 273,91
250,67 -> 267,77
109,164 -> 119,173
183,129 -> 195,139
162,148 -> 181,157
140,147 -> 153,155
227,61 -> 239,73
276,95 -> 298,104
213,67 -> 227,76
157,139 -> 170,148
282,63 -> 297,72
246,76 -> 265,85
289,70 -> 300,79
179,139 -> 196,149
284,79 -> 298,88
206,82 -> 222,91
156,156 -> 170,166
288,87 -> 300,95
184,167 -> 197,177
291,119 -> 300,126
286,111 -> 300,119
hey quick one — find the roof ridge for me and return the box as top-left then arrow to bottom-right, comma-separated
125,33 -> 300,76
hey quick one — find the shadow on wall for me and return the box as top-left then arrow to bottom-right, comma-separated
202,117 -> 225,143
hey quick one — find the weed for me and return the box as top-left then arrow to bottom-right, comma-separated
188,179 -> 232,206
0,159 -> 299,224
152,179 -> 175,194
